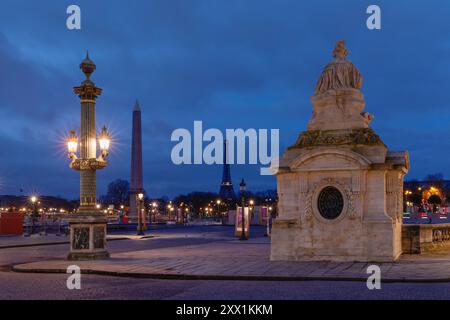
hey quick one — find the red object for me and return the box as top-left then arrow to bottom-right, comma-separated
122,216 -> 128,224
0,212 -> 24,235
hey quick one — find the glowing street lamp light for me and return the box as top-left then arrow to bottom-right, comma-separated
98,126 -> 111,157
67,130 -> 78,156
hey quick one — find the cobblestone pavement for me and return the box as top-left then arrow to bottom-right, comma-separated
7,226 -> 450,282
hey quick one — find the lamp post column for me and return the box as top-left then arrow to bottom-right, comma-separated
66,52 -> 110,260
29,196 -> 38,235
239,179 -> 247,241
137,193 -> 144,235
40,207 -> 47,236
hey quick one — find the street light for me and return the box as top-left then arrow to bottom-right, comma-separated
137,192 -> 144,235
151,202 -> 158,223
239,178 -> 247,240
65,52 -> 111,260
98,126 -> 111,158
67,130 -> 78,156
265,206 -> 273,237
27,196 -> 38,236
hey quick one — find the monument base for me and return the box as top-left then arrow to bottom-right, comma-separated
270,216 -> 403,262
67,251 -> 110,260
66,213 -> 109,261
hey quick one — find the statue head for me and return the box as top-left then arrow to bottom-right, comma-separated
333,40 -> 348,60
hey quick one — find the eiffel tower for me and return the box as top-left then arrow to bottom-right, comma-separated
219,140 -> 236,201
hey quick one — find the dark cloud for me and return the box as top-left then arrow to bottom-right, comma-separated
0,0 -> 449,198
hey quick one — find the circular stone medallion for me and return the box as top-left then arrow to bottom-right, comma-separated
317,186 -> 344,220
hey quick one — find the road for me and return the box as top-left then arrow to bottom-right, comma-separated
1,225 -> 450,300
3,270 -> 450,300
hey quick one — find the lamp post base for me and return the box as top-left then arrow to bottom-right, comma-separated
68,251 -> 110,260
66,213 -> 110,261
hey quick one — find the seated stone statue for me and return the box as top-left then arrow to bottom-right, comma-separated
314,40 -> 363,95
307,40 -> 372,131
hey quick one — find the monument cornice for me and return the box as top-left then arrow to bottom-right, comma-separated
289,128 -> 386,150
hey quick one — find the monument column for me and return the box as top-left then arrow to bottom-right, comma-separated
129,100 -> 144,221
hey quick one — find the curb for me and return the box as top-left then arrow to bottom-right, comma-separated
11,265 -> 450,283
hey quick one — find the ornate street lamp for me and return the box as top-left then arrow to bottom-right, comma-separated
65,52 -> 111,260
151,202 -> 158,224
137,192 -> 144,235
26,196 -> 38,236
239,179 -> 248,240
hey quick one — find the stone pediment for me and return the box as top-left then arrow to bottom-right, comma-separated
288,148 -> 371,172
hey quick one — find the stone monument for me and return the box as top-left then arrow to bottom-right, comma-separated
271,41 -> 409,262
129,100 -> 144,222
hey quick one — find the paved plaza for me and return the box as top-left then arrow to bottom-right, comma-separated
2,225 -> 450,299
2,225 -> 450,283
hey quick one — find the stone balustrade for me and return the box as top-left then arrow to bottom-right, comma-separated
402,224 -> 450,254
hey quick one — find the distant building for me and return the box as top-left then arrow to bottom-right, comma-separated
404,180 -> 450,204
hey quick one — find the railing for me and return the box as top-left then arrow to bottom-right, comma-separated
432,226 -> 450,242
402,223 -> 450,254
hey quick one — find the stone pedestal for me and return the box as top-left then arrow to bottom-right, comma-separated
67,214 -> 109,260
271,41 -> 409,262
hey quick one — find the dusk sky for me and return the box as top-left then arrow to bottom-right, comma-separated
1,0 -> 449,199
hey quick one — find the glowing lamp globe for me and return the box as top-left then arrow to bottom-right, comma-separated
98,126 -> 111,152
67,130 -> 78,154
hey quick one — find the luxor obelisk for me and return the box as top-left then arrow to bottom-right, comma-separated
129,100 -> 144,221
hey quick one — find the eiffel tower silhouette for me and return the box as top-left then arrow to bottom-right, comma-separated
219,140 -> 236,200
